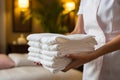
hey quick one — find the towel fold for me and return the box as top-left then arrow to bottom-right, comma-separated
28,41 -> 59,51
28,55 -> 71,68
27,33 -> 97,73
28,47 -> 60,57
28,52 -> 57,61
28,45 -> 94,57
27,33 -> 69,44
27,33 -> 97,45
42,65 -> 66,73
28,40 -> 96,51
28,53 -> 71,66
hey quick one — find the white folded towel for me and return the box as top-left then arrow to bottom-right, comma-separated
27,33 -> 97,54
28,52 -> 71,67
42,65 -> 59,73
27,33 -> 97,45
42,65 -> 66,73
28,56 -> 41,63
36,57 -> 70,68
27,33 -> 97,73
28,55 -> 71,73
28,44 -> 94,57
27,33 -> 69,44
28,52 -> 57,61
28,40 -> 96,51
28,47 -> 60,57
28,41 -> 59,51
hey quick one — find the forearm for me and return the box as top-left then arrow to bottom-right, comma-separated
89,35 -> 120,60
71,14 -> 85,34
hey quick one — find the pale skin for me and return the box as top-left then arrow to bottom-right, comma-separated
62,14 -> 120,72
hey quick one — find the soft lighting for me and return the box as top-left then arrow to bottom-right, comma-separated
63,2 -> 75,14
18,0 -> 29,9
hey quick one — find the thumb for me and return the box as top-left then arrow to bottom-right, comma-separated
62,54 -> 80,72
65,54 -> 79,59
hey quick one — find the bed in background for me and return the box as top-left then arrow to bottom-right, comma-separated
0,53 -> 83,80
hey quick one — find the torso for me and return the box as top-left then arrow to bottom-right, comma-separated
82,0 -> 120,80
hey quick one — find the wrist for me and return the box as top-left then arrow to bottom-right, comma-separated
86,52 -> 97,62
87,44 -> 110,61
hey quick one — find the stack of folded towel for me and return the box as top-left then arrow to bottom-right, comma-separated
27,33 -> 97,73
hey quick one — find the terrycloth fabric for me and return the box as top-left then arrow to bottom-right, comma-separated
28,40 -> 96,52
28,55 -> 71,68
28,41 -> 59,51
28,55 -> 71,73
27,33 -> 69,44
28,47 -> 61,57
27,33 -> 97,53
28,45 -> 95,57
27,33 -> 97,73
42,65 -> 60,73
28,52 -> 56,61
42,65 -> 67,73
27,33 -> 97,45
27,42 -> 59,51
28,51 -> 71,73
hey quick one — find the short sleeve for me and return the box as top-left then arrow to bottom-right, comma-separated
77,0 -> 85,15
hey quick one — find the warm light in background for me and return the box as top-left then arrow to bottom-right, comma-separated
18,0 -> 29,9
63,2 -> 75,14
17,0 -> 30,23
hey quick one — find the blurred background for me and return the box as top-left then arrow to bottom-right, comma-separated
0,0 -> 80,53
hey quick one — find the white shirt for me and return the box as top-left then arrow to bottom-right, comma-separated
78,0 -> 120,80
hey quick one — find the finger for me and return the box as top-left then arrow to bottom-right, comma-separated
34,62 -> 37,64
62,54 -> 82,72
37,62 -> 42,65
62,60 -> 79,72
65,54 -> 79,59
34,62 -> 42,66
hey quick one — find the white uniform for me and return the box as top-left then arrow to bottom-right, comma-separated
78,0 -> 120,80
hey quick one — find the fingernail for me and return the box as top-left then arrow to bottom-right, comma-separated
36,63 -> 39,65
